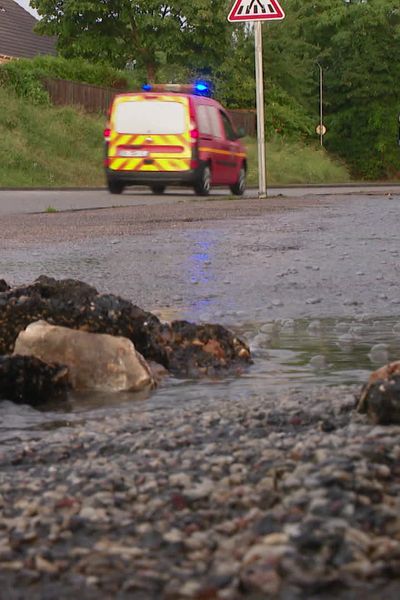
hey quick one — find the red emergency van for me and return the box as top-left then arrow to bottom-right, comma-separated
104,83 -> 247,196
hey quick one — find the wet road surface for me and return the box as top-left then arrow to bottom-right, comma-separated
1,191 -> 400,434
0,184 -> 399,214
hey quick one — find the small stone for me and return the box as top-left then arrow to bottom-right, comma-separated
163,529 -> 184,543
306,298 -> 322,304
35,556 -> 59,574
179,581 -> 202,596
185,479 -> 214,500
272,299 -> 284,307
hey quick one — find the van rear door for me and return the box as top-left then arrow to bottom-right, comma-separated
108,95 -> 192,173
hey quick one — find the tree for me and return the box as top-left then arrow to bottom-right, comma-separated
31,0 -> 232,82
272,0 -> 400,178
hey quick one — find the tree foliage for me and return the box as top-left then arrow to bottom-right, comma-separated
31,0 -> 231,82
279,0 -> 400,178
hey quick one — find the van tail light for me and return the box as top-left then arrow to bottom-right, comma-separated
190,159 -> 199,169
104,157 -> 110,167
104,128 -> 111,141
190,126 -> 199,141
188,98 -> 199,143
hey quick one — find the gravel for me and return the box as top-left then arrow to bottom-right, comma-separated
0,386 -> 399,599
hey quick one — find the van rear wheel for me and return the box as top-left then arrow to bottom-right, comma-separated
194,164 -> 211,196
230,167 -> 246,196
108,180 -> 124,195
150,185 -> 166,194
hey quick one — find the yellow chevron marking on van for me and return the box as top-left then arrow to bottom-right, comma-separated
109,157 -> 191,172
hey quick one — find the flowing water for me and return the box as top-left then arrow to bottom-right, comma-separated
1,193 -> 400,442
1,315 -> 400,444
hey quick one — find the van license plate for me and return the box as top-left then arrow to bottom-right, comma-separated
119,149 -> 149,158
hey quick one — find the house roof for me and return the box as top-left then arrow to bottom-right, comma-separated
0,0 -> 56,59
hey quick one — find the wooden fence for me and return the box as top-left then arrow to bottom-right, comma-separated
43,77 -> 257,136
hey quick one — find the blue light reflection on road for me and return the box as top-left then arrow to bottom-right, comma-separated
185,235 -> 217,319
188,240 -> 212,285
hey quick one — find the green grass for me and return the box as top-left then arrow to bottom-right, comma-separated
245,136 -> 350,186
0,85 -> 350,188
0,86 -> 105,188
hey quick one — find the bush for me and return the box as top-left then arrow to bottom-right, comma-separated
265,82 -> 314,140
0,61 -> 50,105
0,56 -> 141,104
326,102 -> 400,180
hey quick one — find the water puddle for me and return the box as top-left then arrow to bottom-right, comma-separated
1,316 -> 400,442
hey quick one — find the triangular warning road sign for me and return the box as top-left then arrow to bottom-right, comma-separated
228,0 -> 285,22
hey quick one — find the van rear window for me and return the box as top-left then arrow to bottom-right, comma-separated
114,100 -> 186,134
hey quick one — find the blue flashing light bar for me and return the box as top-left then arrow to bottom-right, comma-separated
141,81 -> 213,97
193,80 -> 211,96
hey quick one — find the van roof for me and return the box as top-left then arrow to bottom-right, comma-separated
112,91 -> 220,106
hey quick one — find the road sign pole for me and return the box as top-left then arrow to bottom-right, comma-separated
255,21 -> 267,198
227,0 -> 285,199
316,61 -> 323,147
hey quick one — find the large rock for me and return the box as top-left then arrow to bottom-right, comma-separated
14,320 -> 155,393
0,276 -> 251,377
357,361 -> 400,424
0,354 -> 70,406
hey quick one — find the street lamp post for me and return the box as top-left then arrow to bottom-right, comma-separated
316,61 -> 323,147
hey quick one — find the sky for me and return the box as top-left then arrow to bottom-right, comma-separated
15,0 -> 39,18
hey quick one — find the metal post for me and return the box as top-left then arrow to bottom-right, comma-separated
317,61 -> 323,147
255,22 -> 266,198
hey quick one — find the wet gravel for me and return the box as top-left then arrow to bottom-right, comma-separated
0,192 -> 400,598
1,389 -> 400,599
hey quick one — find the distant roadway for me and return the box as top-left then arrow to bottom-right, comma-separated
0,184 -> 399,215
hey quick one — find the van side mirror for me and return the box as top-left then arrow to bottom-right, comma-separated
236,126 -> 246,139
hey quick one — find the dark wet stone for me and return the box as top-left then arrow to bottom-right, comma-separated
357,373 -> 400,425
0,276 -> 251,378
0,355 -> 70,406
141,530 -> 163,549
320,419 -> 336,432
0,279 -> 10,293
253,514 -> 282,535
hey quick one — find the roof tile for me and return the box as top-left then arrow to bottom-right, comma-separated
0,0 -> 56,59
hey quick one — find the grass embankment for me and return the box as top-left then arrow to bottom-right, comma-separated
0,86 -> 350,188
246,137 -> 350,185
0,86 -> 104,188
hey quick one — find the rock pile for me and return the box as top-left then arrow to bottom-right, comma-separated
0,276 -> 252,405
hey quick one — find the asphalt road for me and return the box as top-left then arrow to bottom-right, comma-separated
0,184 -> 399,215
1,188 -> 400,328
